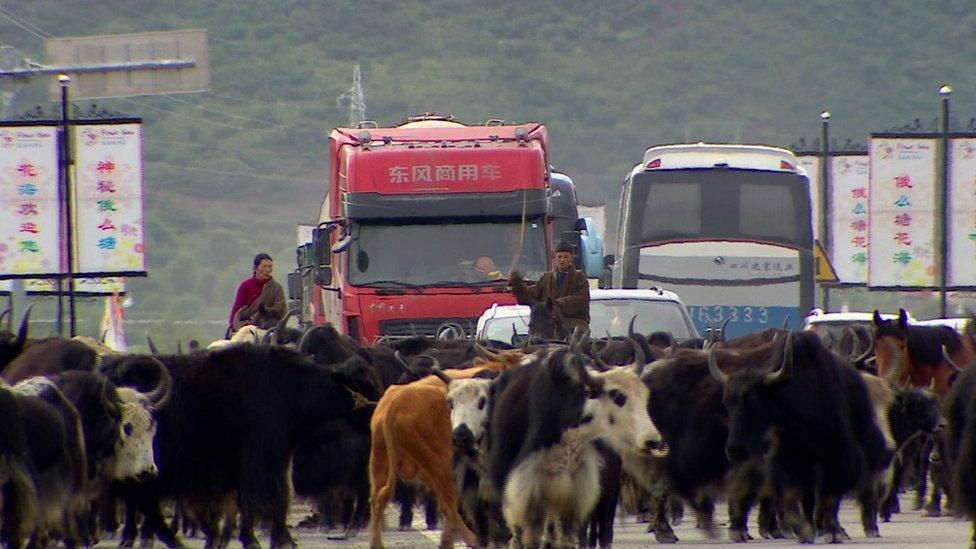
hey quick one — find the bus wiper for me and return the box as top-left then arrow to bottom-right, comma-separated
357,280 -> 424,294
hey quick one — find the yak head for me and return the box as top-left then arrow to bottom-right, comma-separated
590,336 -> 667,458
889,387 -> 941,443
708,332 -> 795,463
297,323 -> 362,365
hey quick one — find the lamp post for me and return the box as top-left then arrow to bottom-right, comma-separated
939,85 -> 951,319
820,110 -> 831,311
58,72 -> 76,337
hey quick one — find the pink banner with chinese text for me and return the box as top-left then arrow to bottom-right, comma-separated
0,125 -> 62,277
867,138 -> 937,287
948,138 -> 976,287
73,123 -> 146,275
830,155 -> 870,284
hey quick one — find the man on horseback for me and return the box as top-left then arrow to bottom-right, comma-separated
510,241 -> 590,335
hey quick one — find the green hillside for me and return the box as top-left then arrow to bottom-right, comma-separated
3,0 -> 975,344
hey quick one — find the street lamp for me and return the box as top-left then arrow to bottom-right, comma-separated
939,85 -> 951,319
820,110 -> 831,311
58,72 -> 77,336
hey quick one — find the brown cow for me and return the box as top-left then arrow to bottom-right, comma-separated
367,353 -> 521,549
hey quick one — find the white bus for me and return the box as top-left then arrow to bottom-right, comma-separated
611,143 -> 815,338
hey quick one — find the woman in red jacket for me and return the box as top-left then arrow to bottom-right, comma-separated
228,253 -> 286,333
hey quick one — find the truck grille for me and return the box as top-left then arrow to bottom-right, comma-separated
378,317 -> 479,338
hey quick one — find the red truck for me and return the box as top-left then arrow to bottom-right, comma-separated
289,114 -> 601,344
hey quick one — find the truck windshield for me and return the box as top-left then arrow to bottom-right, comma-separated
349,220 -> 548,286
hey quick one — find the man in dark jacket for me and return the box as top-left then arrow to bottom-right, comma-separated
514,241 -> 590,333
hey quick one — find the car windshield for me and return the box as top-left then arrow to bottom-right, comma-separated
483,316 -> 530,343
590,299 -> 695,339
349,220 -> 548,286
806,320 -> 874,341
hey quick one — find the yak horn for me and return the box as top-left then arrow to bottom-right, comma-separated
631,336 -> 646,377
146,334 -> 159,355
851,330 -> 875,367
564,350 -> 603,391
143,358 -> 173,409
16,304 -> 32,346
297,324 -> 333,356
719,317 -> 732,341
707,344 -> 729,384
842,327 -> 857,356
272,308 -> 299,345
429,365 -> 454,386
943,345 -> 964,374
592,349 -> 610,370
347,387 -> 378,410
473,341 -> 501,362
568,326 -> 582,351
705,322 -> 717,348
417,354 -> 442,372
232,306 -> 249,332
763,332 -> 794,386
628,314 -> 638,339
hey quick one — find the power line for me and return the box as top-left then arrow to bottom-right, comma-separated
160,94 -> 308,131
122,97 -> 322,137
152,161 -> 321,184
145,137 -> 321,159
0,6 -> 52,40
121,97 -> 257,131
205,91 -> 344,113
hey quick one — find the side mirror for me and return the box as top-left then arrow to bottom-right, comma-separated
286,271 -> 303,300
576,217 -> 604,278
332,235 -> 353,254
312,227 -> 334,266
314,266 -> 333,286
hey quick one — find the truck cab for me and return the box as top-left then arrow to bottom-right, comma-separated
290,115 -> 595,344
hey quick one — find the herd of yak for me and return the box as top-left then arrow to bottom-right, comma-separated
0,303 -> 976,549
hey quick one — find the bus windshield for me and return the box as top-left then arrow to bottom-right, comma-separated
349,220 -> 548,286
626,169 -> 811,249
614,157 -> 815,338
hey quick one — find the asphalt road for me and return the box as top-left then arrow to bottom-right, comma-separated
161,492 -> 973,548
